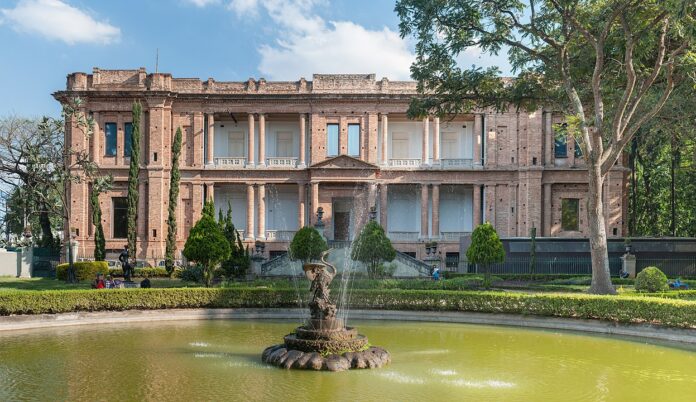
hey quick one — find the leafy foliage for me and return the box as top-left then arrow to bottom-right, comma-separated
289,226 -> 328,263
126,101 -> 141,261
466,223 -> 505,288
635,267 -> 669,293
90,176 -> 112,261
218,203 -> 251,279
182,201 -> 230,287
165,127 -> 183,276
56,261 -> 109,281
351,221 -> 397,278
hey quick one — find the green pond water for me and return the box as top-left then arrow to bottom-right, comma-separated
1,319 -> 695,402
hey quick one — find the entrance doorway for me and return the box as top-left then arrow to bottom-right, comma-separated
332,199 -> 353,241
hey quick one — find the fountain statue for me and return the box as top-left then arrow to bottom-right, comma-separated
262,250 -> 390,371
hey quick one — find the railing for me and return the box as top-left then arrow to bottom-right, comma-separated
261,253 -> 291,275
266,157 -> 298,168
636,258 -> 696,277
214,157 -> 246,167
440,231 -> 471,241
388,231 -> 420,241
467,256 -> 623,276
440,158 -> 474,169
388,158 -> 421,168
265,230 -> 296,241
394,250 -> 431,276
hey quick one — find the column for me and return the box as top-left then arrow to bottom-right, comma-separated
311,182 -> 319,225
258,113 -> 266,167
431,184 -> 440,238
473,184 -> 482,227
257,184 -> 266,240
543,183 -> 552,236
138,180 -> 147,242
247,113 -> 255,167
544,111 -> 553,166
206,113 -> 214,165
299,114 -> 306,167
298,183 -> 306,228
92,112 -> 100,164
473,114 -> 482,167
433,117 -> 440,165
206,182 -> 215,202
379,183 -> 388,229
420,183 -> 429,238
422,117 -> 430,165
246,184 -> 255,240
367,182 -> 377,210
381,114 -> 389,165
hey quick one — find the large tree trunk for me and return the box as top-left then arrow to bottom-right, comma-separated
587,165 -> 616,295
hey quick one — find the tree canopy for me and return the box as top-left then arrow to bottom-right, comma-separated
182,201 -> 230,287
289,226 -> 328,264
351,220 -> 397,278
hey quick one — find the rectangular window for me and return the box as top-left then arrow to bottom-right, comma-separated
276,131 -> 293,157
555,133 -> 568,158
327,124 -> 339,156
445,252 -> 460,269
124,122 -> 133,157
561,198 -> 580,231
347,124 -> 360,156
112,197 -> 128,239
104,122 -> 117,156
228,131 -> 245,157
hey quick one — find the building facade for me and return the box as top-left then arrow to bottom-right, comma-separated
54,68 -> 627,265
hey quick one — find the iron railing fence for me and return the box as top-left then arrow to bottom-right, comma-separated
469,256 -> 623,276
636,258 -> 696,277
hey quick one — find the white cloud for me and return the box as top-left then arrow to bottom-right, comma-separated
0,0 -> 120,45
186,0 -> 221,7
228,0 -> 415,80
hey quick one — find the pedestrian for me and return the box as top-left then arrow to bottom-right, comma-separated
119,245 -> 133,282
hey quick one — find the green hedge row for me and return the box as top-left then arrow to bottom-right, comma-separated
109,267 -> 170,278
0,288 -> 694,328
56,262 -> 109,281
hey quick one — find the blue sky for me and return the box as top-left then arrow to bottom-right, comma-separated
0,0 -> 512,118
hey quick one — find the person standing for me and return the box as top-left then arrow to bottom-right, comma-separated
119,245 -> 133,282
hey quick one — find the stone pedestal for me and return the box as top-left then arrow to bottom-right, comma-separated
18,247 -> 32,278
621,253 -> 636,278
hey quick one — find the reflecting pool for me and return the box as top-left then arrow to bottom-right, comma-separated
1,320 -> 694,401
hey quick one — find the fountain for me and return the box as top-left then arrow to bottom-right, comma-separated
261,249 -> 391,371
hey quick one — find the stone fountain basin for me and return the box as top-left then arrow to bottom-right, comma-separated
294,326 -> 359,341
262,344 -> 391,372
283,332 -> 368,354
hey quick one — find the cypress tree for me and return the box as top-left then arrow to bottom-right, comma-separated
126,101 -> 141,262
165,127 -> 182,276
91,184 -> 106,261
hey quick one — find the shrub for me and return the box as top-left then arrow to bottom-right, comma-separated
176,265 -> 204,283
635,267 -> 669,293
466,223 -> 505,288
56,261 -> 109,281
183,201 -> 231,287
109,267 -> 169,278
351,221 -> 396,278
289,226 -> 328,263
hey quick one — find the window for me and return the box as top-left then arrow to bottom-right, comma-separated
561,198 -> 580,231
347,124 -> 360,156
112,197 -> 128,239
391,132 -> 410,159
104,122 -> 117,156
441,132 -> 458,158
228,131 -> 245,157
445,252 -> 460,270
555,133 -> 567,158
124,122 -> 133,157
574,139 -> 583,158
276,131 -> 293,157
327,124 -> 339,156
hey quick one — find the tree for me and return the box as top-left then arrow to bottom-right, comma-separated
126,101 -> 141,263
351,220 -> 396,278
165,127 -> 183,276
396,0 -> 696,294
90,176 -> 113,261
218,203 -> 251,279
466,223 -> 505,288
182,201 -> 230,287
289,226 -> 328,264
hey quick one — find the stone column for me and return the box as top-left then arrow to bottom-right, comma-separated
92,112 -> 100,164
258,113 -> 266,167
299,113 -> 306,167
379,183 -> 388,229
138,180 -> 147,243
473,114 -> 482,167
473,184 -> 482,227
433,117 -> 440,166
247,113 -> 255,167
432,184 -> 440,238
298,183 -> 306,228
543,183 -> 552,236
246,184 -> 255,240
206,182 -> 215,202
422,117 -> 430,165
420,184 -> 429,238
206,113 -> 214,165
381,114 -> 389,165
311,182 -> 319,225
367,182 -> 377,209
257,184 -> 266,240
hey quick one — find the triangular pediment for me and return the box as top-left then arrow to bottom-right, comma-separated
310,155 -> 379,170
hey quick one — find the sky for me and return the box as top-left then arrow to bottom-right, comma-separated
0,0 -> 512,118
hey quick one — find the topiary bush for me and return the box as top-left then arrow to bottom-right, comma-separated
635,266 -> 669,293
56,261 -> 109,281
289,226 -> 328,263
466,222 -> 505,288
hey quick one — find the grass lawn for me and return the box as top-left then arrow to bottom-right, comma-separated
0,277 -> 201,291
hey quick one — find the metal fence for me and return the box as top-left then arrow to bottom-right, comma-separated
469,256 -> 623,276
636,258 -> 696,277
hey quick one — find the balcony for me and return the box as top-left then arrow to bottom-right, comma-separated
214,157 -> 246,168
388,159 -> 421,168
265,230 -> 296,241
267,157 -> 298,168
441,158 -> 474,169
440,231 -> 471,241
388,231 -> 419,241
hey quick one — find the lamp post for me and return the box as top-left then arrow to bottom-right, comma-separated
314,207 -> 326,240
423,241 -> 441,278
251,240 -> 266,277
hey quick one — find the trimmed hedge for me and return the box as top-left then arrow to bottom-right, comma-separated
109,267 -> 170,278
0,288 -> 694,328
56,262 -> 109,281
636,267 -> 669,292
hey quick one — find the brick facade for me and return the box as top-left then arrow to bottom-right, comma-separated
54,68 -> 628,263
